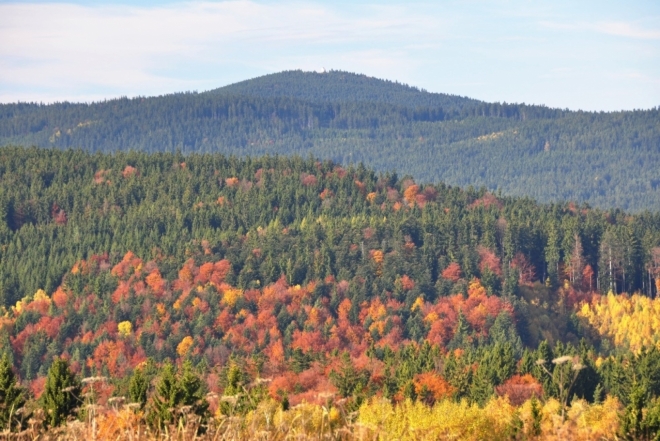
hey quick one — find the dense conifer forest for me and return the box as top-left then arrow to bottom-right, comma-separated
1,70 -> 659,212
2,147 -> 660,439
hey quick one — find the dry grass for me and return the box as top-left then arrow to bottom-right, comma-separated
0,395 -> 622,441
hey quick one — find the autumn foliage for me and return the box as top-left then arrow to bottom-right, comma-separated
1,148 -> 660,440
2,251 -> 524,412
441,262 -> 462,282
495,374 -> 543,406
579,292 -> 660,353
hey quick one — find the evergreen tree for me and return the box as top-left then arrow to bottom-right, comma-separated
621,384 -> 660,441
219,360 -> 253,415
448,310 -> 472,350
178,361 -> 209,428
443,351 -> 473,400
330,352 -> 369,399
148,361 -> 181,429
290,348 -> 311,374
0,353 -> 28,432
545,224 -> 561,287
42,358 -> 81,427
488,311 -> 524,357
469,366 -> 494,406
128,367 -> 149,409
529,396 -> 542,437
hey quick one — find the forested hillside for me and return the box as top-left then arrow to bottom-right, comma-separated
2,148 -> 660,438
211,70 -> 483,111
0,70 -> 658,211
1,147 -> 660,310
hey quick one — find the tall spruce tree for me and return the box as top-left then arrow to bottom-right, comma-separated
148,361 -> 209,431
0,353 -> 28,432
178,361 -> 209,429
148,361 -> 181,429
128,367 -> 149,410
42,358 -> 81,427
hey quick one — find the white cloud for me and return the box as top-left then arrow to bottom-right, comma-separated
0,1 -> 441,102
0,1 -> 657,110
540,19 -> 660,40
595,21 -> 660,40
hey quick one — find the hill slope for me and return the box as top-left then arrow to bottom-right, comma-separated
0,70 -> 658,211
2,148 -> 660,439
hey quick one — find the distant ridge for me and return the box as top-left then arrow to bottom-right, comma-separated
0,70 -> 658,212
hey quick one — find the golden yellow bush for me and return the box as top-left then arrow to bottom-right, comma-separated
236,399 -> 340,440
567,396 -> 621,440
33,289 -> 50,303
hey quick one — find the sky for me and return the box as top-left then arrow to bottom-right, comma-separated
0,0 -> 658,111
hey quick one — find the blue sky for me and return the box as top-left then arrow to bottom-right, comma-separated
0,0 -> 658,110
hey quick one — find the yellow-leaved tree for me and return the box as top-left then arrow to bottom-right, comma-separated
177,336 -> 194,357
579,293 -> 660,353
117,321 -> 132,337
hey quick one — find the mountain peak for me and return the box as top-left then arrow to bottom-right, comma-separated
210,69 -> 481,111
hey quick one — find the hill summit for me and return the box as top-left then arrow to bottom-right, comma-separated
211,70 -> 481,111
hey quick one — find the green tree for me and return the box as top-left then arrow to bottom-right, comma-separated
621,384 -> 660,441
545,223 -> 561,287
219,359 -> 261,415
529,396 -> 542,437
128,367 -> 149,409
178,361 -> 209,428
330,352 -> 370,399
0,353 -> 28,432
488,312 -> 523,356
148,361 -> 181,429
42,358 -> 81,427
448,310 -> 472,350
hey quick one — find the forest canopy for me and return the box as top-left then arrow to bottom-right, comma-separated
1,147 -> 660,438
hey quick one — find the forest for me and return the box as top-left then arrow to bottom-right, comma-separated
1,147 -> 660,439
0,70 -> 659,212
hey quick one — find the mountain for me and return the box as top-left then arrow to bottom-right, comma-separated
210,70 -> 482,111
0,70 -> 658,212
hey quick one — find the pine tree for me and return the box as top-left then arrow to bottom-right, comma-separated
222,361 -> 248,397
621,384 -> 652,440
488,312 -> 523,357
42,358 -> 81,427
178,361 -> 209,427
469,366 -> 494,406
148,361 -> 181,429
529,396 -> 542,437
128,367 -> 149,409
545,224 -> 561,287
330,352 -> 369,399
448,310 -> 471,350
219,360 -> 252,415
290,348 -> 311,374
533,340 -> 555,398
0,353 -> 28,432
